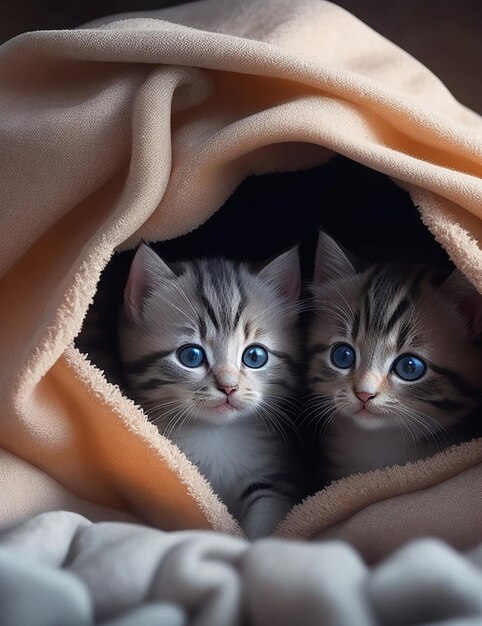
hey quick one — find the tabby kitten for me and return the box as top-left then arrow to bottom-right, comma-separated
307,232 -> 482,484
119,243 -> 302,538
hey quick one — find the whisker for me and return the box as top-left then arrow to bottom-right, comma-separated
256,404 -> 292,448
259,400 -> 301,439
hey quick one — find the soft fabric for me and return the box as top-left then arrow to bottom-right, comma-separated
0,0 -> 480,557
1,511 -> 482,626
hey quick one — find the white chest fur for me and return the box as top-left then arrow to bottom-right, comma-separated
172,419 -> 285,514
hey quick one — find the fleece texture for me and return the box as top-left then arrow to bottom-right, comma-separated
0,0 -> 480,558
2,511 -> 482,626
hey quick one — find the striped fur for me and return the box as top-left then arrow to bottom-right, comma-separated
307,233 -> 482,484
119,244 -> 302,538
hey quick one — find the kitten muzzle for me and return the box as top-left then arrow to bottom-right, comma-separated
216,384 -> 239,395
354,391 -> 377,404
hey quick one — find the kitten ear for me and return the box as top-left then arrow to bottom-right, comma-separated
439,268 -> 482,341
124,243 -> 175,323
313,232 -> 355,287
257,247 -> 300,303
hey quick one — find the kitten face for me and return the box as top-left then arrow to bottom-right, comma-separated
119,245 -> 300,428
308,233 -> 482,437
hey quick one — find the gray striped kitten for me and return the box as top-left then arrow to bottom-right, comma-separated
307,233 -> 482,484
119,244 -> 301,538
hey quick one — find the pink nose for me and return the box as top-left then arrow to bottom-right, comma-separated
355,391 -> 376,404
218,385 -> 239,396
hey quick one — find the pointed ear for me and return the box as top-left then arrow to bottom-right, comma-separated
313,232 -> 355,287
258,247 -> 300,304
439,268 -> 482,341
124,243 -> 176,323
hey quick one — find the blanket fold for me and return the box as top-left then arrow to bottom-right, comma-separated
1,511 -> 482,626
0,0 -> 480,556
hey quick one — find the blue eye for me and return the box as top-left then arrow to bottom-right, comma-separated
392,354 -> 426,381
177,345 -> 206,368
331,344 -> 356,369
242,345 -> 269,369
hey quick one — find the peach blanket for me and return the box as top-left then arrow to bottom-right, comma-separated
0,0 -> 480,560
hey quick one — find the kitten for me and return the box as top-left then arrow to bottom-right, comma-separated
118,243 -> 302,538
306,232 -> 482,484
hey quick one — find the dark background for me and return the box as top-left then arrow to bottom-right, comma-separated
1,0 -> 481,113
